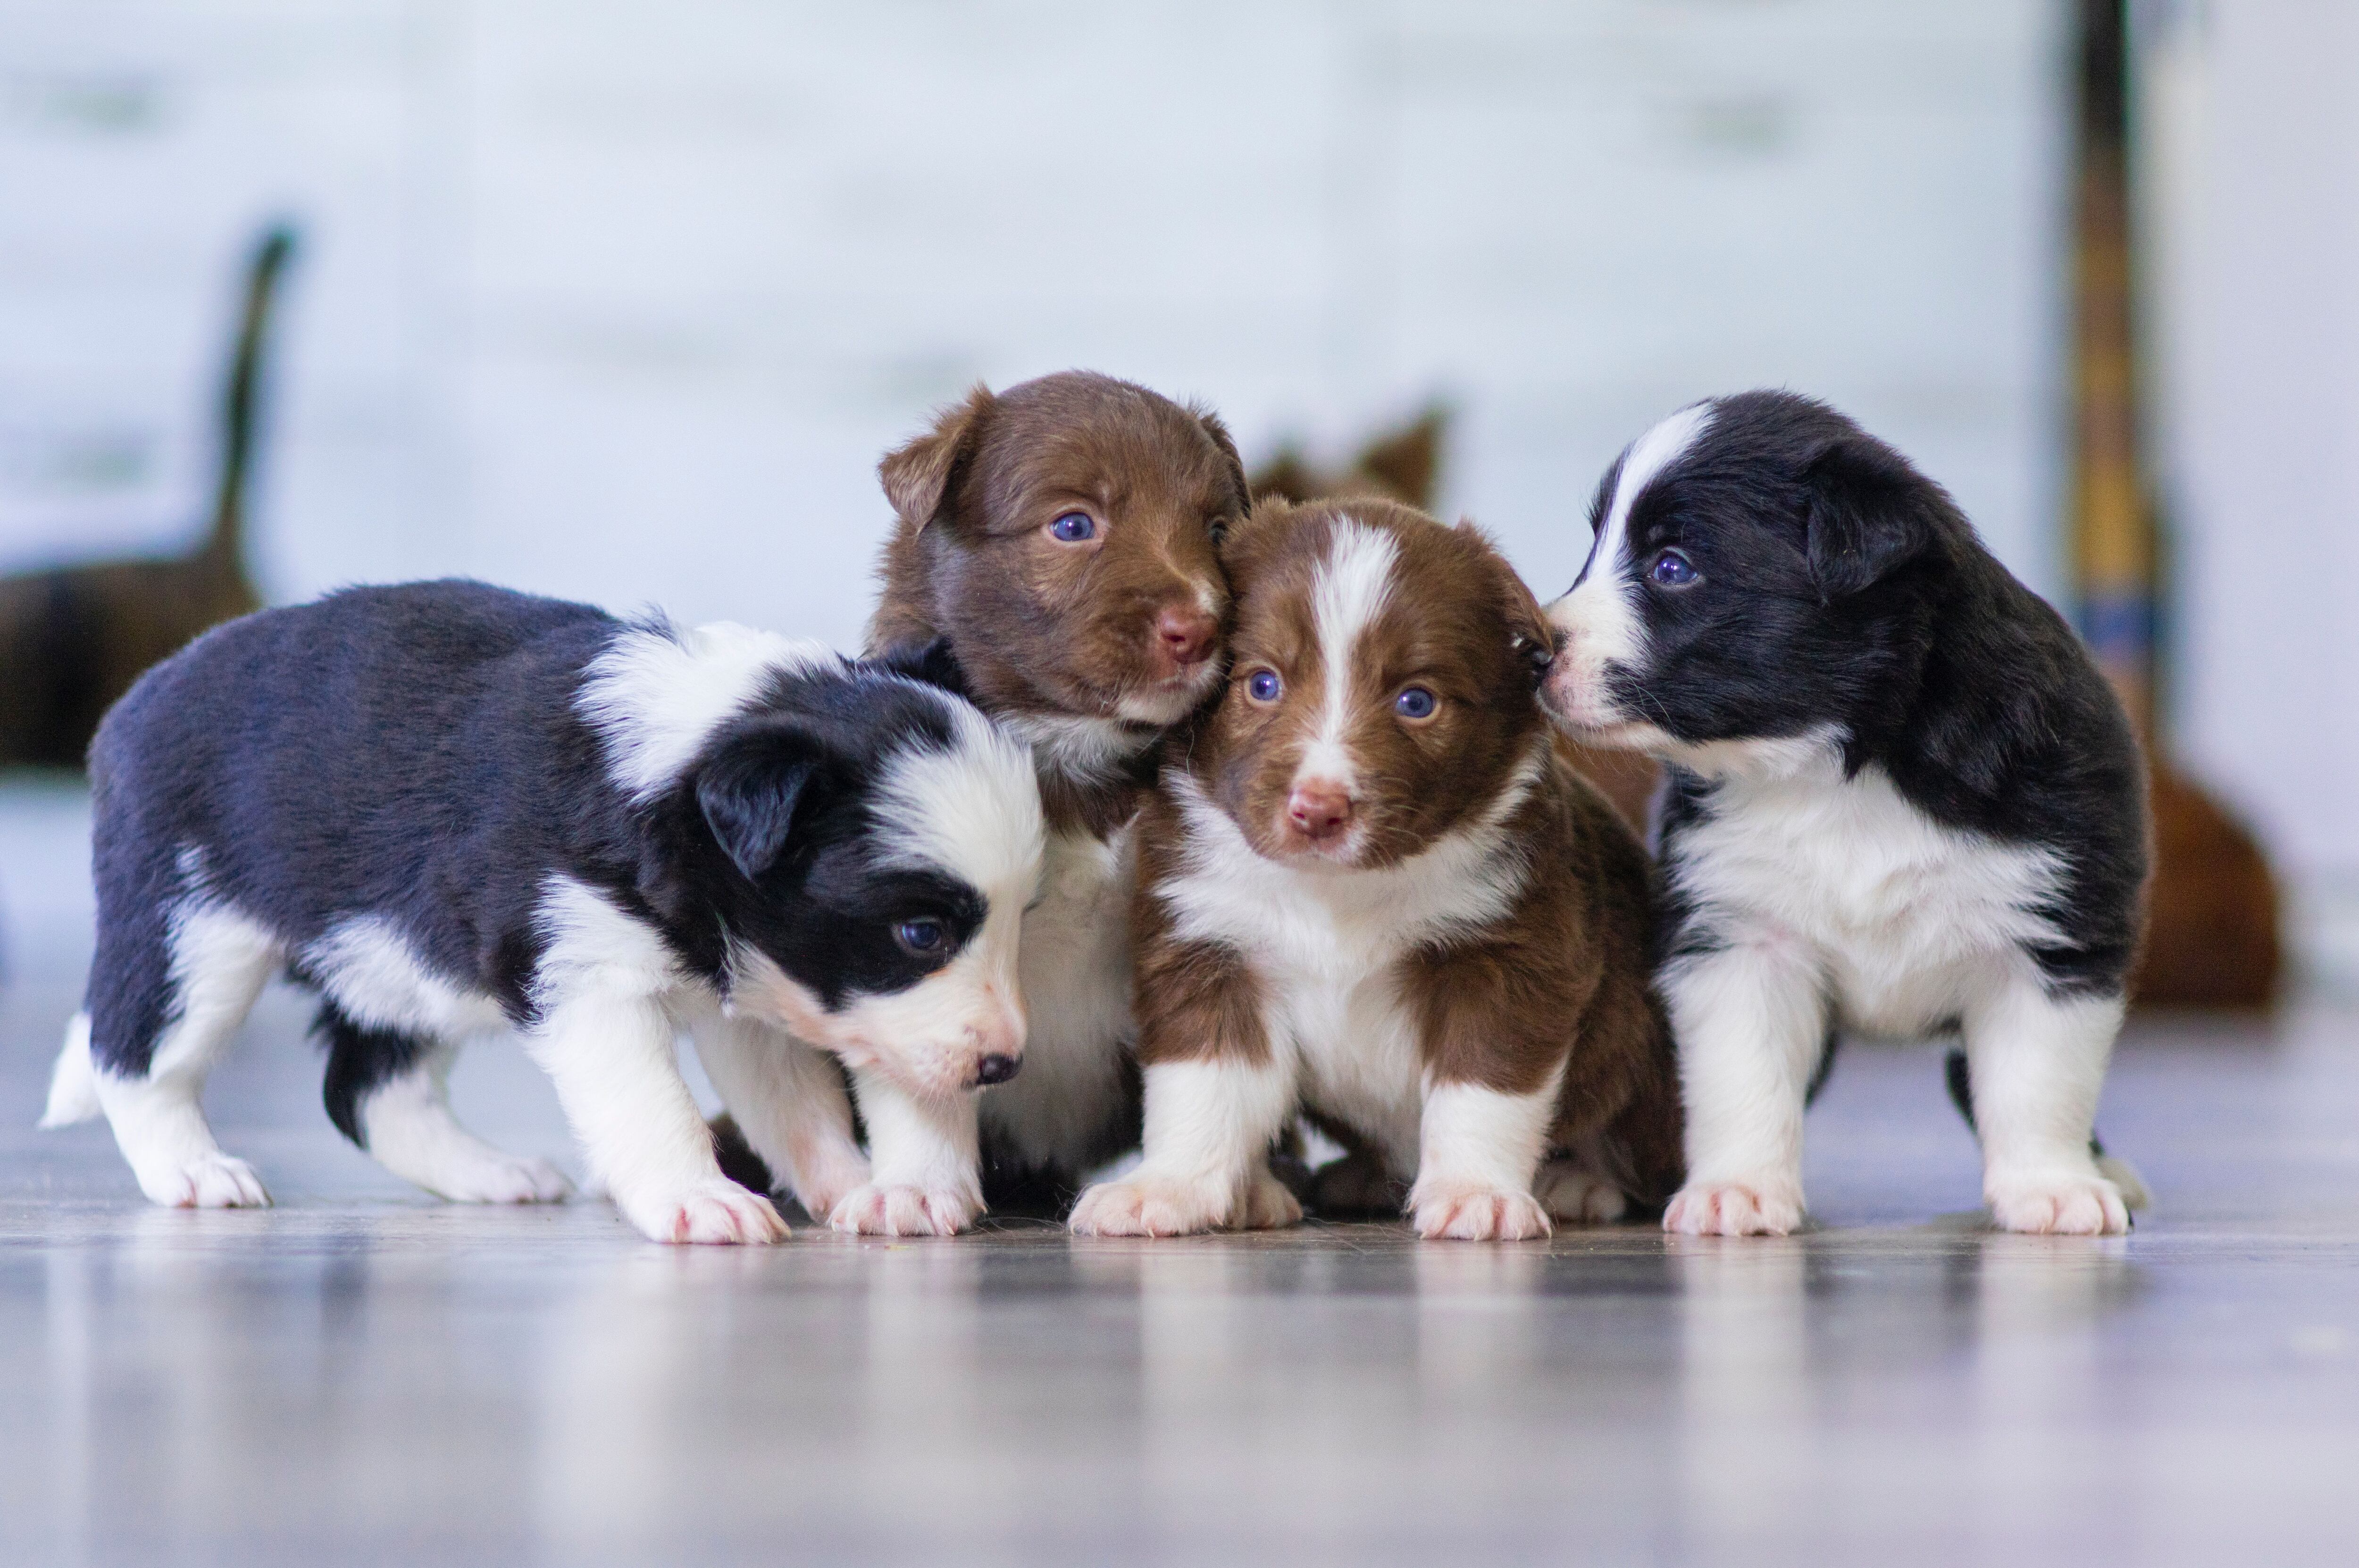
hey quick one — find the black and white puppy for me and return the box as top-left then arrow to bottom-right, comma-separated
38,580 -> 1042,1244
1540,392 -> 2149,1236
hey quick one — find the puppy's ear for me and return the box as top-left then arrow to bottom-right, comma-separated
1802,436 -> 1940,600
1191,403 -> 1252,517
880,384 -> 995,532
1459,519 -> 1556,693
694,724 -> 834,883
867,635 -> 968,701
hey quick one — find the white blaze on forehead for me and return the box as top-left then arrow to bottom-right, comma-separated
874,696 -> 1046,909
1297,517 -> 1402,792
1545,402 -> 1713,728
579,620 -> 837,803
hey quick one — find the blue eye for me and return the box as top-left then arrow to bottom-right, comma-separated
1049,512 -> 1097,543
1246,669 -> 1282,703
1648,549 -> 1698,588
895,919 -> 946,955
1394,686 -> 1437,719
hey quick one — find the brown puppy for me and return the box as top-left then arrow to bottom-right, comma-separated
1070,497 -> 1681,1240
712,371 -> 1248,1227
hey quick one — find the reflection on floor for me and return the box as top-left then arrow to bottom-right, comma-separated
3,962 -> 2357,1563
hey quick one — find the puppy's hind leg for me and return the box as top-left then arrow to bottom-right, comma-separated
1963,980 -> 2131,1236
89,903 -> 281,1209
317,1003 -> 570,1203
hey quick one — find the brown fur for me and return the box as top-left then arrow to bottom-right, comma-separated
1243,405 -> 1662,835
869,370 -> 1248,836
1134,497 -> 1684,1209
710,371 -> 1249,1205
0,227 -> 292,768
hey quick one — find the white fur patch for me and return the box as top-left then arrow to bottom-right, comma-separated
532,874 -> 686,1010
1415,1076 -> 1563,1195
1545,401 -> 1713,731
874,700 -> 1044,909
357,1051 -> 572,1204
1002,710 -> 1155,784
1154,755 -> 1542,1179
92,892 -> 283,1208
1664,748 -> 2068,1037
1297,517 -> 1402,798
39,1012 -> 100,1128
577,619 -> 837,804
980,823 -> 1140,1173
304,914 -> 511,1042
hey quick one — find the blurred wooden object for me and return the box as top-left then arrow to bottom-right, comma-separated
2074,1 -> 2279,1007
1249,407 -> 1448,512
0,225 -> 293,768
1248,408 -> 1661,834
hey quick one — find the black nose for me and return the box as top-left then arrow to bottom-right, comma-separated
974,1054 -> 1021,1086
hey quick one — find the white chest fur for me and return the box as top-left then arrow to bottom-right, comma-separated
978,823 -> 1139,1168
1155,775 -> 1527,1176
1665,751 -> 2065,1035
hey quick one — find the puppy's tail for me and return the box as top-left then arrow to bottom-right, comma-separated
39,1011 -> 102,1128
1942,1046 -> 2151,1212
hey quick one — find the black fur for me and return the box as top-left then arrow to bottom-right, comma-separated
85,579 -> 987,1147
1581,391 -> 2149,997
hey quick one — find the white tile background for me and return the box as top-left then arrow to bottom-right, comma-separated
0,0 -> 2071,647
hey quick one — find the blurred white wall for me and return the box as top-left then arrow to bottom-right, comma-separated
2139,0 -> 2359,897
0,0 -> 2071,657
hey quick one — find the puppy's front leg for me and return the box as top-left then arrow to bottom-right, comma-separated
1069,1056 -> 1300,1236
1660,938 -> 1827,1237
1964,978 -> 2130,1235
1071,934 -> 1297,1238
1412,1076 -> 1561,1241
691,1014 -> 871,1221
531,996 -> 786,1245
830,1069 -> 983,1237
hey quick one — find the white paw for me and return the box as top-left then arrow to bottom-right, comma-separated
622,1179 -> 787,1245
828,1182 -> 979,1237
1533,1159 -> 1629,1225
1664,1180 -> 1802,1237
1987,1171 -> 2129,1235
142,1152 -> 272,1209
1237,1168 -> 1304,1231
1069,1176 -> 1229,1237
431,1154 -> 573,1205
1410,1182 -> 1552,1242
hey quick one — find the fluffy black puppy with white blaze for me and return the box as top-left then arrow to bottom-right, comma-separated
1540,392 -> 2150,1236
38,581 -> 1042,1244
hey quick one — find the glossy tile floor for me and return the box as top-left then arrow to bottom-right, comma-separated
4,939 -> 2358,1562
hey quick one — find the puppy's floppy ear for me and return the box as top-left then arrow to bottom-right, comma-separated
1458,519 -> 1556,692
867,635 -> 967,701
1801,435 -> 1940,601
880,384 -> 995,532
1190,402 -> 1252,517
694,721 -> 837,883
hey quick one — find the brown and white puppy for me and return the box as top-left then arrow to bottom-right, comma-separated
713,371 -> 1248,1229
1069,497 -> 1682,1241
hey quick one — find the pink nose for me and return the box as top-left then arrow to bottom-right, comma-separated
1155,606 -> 1217,668
1286,781 -> 1353,842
